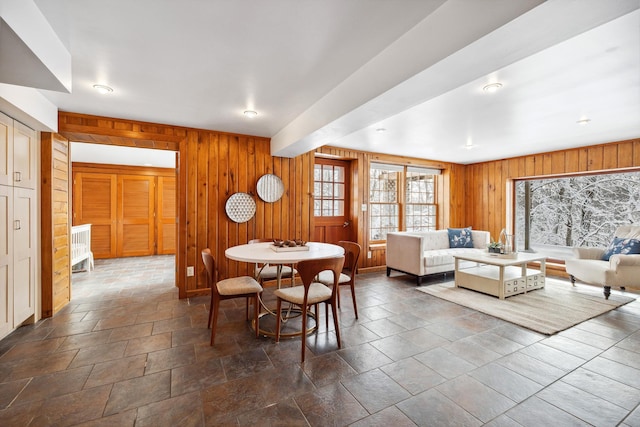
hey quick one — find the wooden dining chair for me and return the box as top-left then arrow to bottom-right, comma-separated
201,249 -> 263,345
317,241 -> 361,318
248,238 -> 296,286
274,256 -> 345,362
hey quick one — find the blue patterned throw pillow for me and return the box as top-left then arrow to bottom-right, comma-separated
601,237 -> 640,261
448,227 -> 474,248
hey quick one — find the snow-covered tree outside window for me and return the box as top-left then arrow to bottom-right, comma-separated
369,164 -> 440,242
515,172 -> 640,259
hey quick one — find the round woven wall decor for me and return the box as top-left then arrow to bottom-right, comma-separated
256,174 -> 285,203
225,192 -> 256,223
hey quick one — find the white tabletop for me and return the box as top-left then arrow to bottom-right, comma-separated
225,242 -> 344,264
453,251 -> 546,266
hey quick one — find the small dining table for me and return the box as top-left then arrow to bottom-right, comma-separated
225,241 -> 345,337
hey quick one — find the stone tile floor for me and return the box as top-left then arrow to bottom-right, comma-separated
0,255 -> 639,426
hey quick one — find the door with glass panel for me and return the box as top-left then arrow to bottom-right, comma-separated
313,158 -> 352,244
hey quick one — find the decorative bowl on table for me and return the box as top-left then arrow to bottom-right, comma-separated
271,239 -> 309,252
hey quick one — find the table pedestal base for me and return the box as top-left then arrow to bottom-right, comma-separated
253,309 -> 318,339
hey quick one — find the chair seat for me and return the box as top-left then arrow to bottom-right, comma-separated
565,225 -> 640,300
317,270 -> 351,285
255,265 -> 296,280
274,282 -> 331,304
217,276 -> 262,295
565,259 -> 610,284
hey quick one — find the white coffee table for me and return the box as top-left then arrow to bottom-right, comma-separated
453,252 -> 547,299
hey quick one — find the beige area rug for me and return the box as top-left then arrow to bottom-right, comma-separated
416,279 -> 636,335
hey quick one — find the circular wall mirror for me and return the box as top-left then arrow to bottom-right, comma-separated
225,192 -> 256,223
256,174 -> 285,203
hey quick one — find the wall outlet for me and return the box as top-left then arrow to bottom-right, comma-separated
187,266 -> 195,277
367,251 -> 372,259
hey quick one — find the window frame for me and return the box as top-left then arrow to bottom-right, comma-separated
512,168 -> 640,261
313,158 -> 350,224
369,164 -> 401,243
368,162 -> 439,244
404,167 -> 437,233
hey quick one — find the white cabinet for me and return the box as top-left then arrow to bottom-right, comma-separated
12,121 -> 37,189
12,187 -> 36,324
0,113 -> 12,187
0,112 -> 37,340
0,113 -> 36,189
0,185 -> 14,338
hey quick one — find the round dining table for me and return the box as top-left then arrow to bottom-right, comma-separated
225,241 -> 344,286
225,241 -> 344,265
225,241 -> 345,337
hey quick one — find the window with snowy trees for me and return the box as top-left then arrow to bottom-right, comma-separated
514,171 -> 640,259
369,163 -> 440,242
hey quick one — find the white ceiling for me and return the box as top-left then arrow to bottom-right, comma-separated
33,0 -> 640,165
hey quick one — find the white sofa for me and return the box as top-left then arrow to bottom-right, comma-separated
386,229 -> 491,285
565,225 -> 640,299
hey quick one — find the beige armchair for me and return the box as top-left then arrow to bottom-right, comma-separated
565,225 -> 640,299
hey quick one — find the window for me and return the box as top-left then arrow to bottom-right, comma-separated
369,163 -> 439,241
514,171 -> 640,259
314,162 -> 345,217
369,164 -> 400,241
405,167 -> 436,232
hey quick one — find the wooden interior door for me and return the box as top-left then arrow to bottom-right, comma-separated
48,134 -> 72,315
74,173 -> 117,258
117,175 -> 155,257
313,158 -> 353,244
157,175 -> 176,254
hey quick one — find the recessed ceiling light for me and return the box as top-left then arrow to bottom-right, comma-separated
243,110 -> 258,118
375,128 -> 386,133
482,83 -> 503,93
93,84 -> 113,94
576,118 -> 591,125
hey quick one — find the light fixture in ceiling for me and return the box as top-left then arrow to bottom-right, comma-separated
576,118 -> 591,125
375,128 -> 386,133
92,84 -> 113,94
465,139 -> 475,150
243,110 -> 258,118
482,82 -> 503,93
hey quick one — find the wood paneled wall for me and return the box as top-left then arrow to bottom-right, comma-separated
40,133 -> 71,317
55,113 -> 466,298
53,112 -> 638,302
315,146 -> 468,271
57,113 -> 316,299
465,138 -> 640,241
184,131 -> 315,295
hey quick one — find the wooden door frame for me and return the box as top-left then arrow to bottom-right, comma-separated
50,113 -> 187,299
